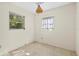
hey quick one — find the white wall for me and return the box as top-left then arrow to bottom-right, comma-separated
35,3 -> 76,51
0,3 -> 34,55
76,3 -> 79,56
0,2 -> 76,55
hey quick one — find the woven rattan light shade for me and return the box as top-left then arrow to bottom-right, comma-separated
36,5 -> 43,14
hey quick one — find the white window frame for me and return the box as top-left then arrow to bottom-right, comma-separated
41,16 -> 54,30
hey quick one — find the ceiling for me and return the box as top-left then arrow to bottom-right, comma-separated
12,2 -> 72,14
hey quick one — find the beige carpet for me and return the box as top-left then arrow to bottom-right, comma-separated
9,42 -> 76,56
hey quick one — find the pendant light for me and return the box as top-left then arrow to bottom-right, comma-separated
36,2 -> 43,14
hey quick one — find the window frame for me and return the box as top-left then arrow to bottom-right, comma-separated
41,16 -> 54,30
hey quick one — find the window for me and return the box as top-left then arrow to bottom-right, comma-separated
9,12 -> 25,30
41,17 -> 54,30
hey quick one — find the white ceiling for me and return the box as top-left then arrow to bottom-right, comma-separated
12,2 -> 72,14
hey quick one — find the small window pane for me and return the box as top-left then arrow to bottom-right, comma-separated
43,20 -> 47,24
43,25 -> 45,28
50,25 -> 53,28
48,24 -> 50,28
48,19 -> 51,24
45,24 -> 48,29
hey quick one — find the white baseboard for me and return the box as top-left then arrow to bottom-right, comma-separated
0,40 -> 35,56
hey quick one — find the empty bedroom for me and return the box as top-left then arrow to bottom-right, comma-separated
0,2 -> 79,56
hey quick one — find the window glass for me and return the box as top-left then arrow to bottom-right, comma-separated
42,17 -> 54,30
